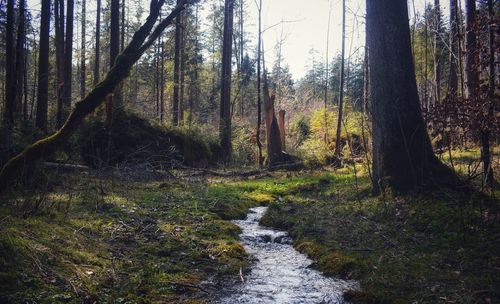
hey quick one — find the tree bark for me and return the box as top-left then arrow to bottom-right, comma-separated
179,12 -> 186,125
105,0 -> 121,123
0,0 -> 188,194
448,0 -> 459,97
262,53 -> 283,168
61,0 -> 74,126
219,0 -> 234,163
481,0 -> 495,186
434,0 -> 442,104
367,0 -> 456,194
334,0 -> 346,158
94,0 -> 101,86
172,1 -> 182,126
3,0 -> 16,125
256,0 -> 263,167
36,0 -> 51,132
14,0 -> 26,121
80,0 -> 86,99
55,0 -> 65,128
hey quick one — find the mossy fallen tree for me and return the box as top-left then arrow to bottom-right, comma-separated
0,0 -> 189,194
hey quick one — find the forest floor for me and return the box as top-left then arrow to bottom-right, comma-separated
0,148 -> 499,303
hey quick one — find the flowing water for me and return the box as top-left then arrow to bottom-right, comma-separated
218,206 -> 358,304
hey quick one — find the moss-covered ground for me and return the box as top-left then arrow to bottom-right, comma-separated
0,170 -> 264,303
0,147 -> 498,303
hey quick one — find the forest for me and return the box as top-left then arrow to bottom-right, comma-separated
0,0 -> 498,303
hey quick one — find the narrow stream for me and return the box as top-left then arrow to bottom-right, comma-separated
218,207 -> 358,304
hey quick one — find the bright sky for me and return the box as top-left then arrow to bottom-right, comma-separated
25,0 -> 456,80
244,0 -> 454,79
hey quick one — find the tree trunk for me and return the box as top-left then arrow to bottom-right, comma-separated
80,0 -> 86,99
55,0 -> 65,128
14,0 -> 26,121
481,0 -> 495,186
105,0 -> 121,123
448,0 -> 459,97
172,2 -> 182,126
367,0 -> 456,194
334,0 -> 346,158
262,52 -> 283,168
0,0 -> 187,194
94,0 -> 101,86
256,0 -> 263,167
62,0 -> 74,125
3,0 -> 16,125
465,0 -> 479,100
434,0 -> 442,104
179,12 -> 186,125
36,0 -> 51,132
219,0 -> 234,163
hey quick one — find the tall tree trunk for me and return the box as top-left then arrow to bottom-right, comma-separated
93,0 -> 101,86
55,0 -> 65,128
3,0 -> 15,125
448,0 -> 459,97
172,1 -> 182,126
465,0 -> 478,99
434,0 -> 442,104
14,0 -> 26,121
62,0 -> 74,124
105,0 -> 121,123
256,0 -> 263,167
121,0 -> 125,51
367,0 -> 456,194
179,13 -> 186,125
36,0 -> 51,132
219,0 -> 234,163
80,0 -> 86,99
0,0 -> 188,194
481,0 -> 495,186
160,38 -> 165,123
334,0 -> 346,158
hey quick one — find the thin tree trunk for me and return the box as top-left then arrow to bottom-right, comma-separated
434,0 -> 442,104
179,12 -> 186,125
14,0 -> 26,121
3,0 -> 16,125
172,2 -> 182,126
256,0 -> 263,167
105,0 -> 120,124
334,0 -> 346,158
94,0 -> 101,86
80,0 -> 86,99
62,0 -> 74,125
448,0 -> 459,97
160,38 -> 165,123
36,0 -> 51,132
55,0 -> 65,127
324,1 -> 332,146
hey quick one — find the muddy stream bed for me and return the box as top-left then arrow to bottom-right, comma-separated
216,206 -> 358,303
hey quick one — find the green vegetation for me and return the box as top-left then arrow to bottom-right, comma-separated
1,147 -> 498,303
0,171 -> 263,303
